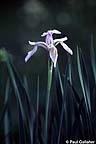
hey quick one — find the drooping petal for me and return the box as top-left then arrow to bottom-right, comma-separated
29,41 -> 49,50
25,45 -> 38,62
60,42 -> 73,55
49,47 -> 58,67
54,37 -> 68,46
29,41 -> 36,45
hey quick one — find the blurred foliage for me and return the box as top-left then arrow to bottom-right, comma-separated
0,49 -> 8,62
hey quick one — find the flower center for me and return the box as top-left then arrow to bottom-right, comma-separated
50,48 -> 55,55
45,33 -> 54,48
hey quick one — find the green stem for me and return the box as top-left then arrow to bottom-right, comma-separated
45,59 -> 53,144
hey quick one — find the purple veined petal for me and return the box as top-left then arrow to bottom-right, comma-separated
36,42 -> 49,50
54,37 -> 68,46
25,45 -> 38,62
49,47 -> 58,68
60,42 -> 73,55
52,29 -> 61,34
45,34 -> 54,48
29,41 -> 49,50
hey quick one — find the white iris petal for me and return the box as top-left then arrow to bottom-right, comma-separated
28,41 -> 36,45
52,29 -> 61,34
54,37 -> 68,45
60,42 -> 73,55
29,41 -> 48,50
41,29 -> 61,37
41,32 -> 48,37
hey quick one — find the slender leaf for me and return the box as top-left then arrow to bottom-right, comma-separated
77,46 -> 94,136
4,80 -> 12,144
90,34 -> 96,84
6,56 -> 35,144
77,46 -> 91,113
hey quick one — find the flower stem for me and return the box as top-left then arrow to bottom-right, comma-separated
45,59 -> 53,143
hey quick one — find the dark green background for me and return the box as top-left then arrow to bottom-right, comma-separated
0,0 -> 96,75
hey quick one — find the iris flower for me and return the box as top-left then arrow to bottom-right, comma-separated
25,29 -> 73,67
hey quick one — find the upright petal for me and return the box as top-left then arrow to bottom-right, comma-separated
52,29 -> 61,34
60,42 -> 73,55
45,33 -> 54,48
25,45 -> 38,62
41,29 -> 61,37
49,47 -> 58,67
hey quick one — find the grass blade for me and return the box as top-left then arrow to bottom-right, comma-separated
6,56 -> 35,144
17,99 -> 26,144
90,34 -> 96,84
76,46 -> 94,137
77,46 -> 91,113
4,80 -> 13,144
